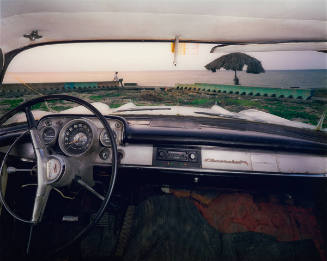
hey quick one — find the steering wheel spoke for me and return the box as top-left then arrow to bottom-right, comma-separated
27,115 -> 52,224
29,123 -> 49,159
31,183 -> 52,223
24,106 -> 38,129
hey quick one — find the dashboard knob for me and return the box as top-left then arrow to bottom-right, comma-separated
99,148 -> 110,160
189,153 -> 197,160
158,150 -> 166,159
118,150 -> 124,162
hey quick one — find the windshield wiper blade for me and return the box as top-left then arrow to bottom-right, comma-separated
116,108 -> 171,112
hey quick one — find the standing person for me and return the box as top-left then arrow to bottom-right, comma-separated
114,72 -> 119,82
114,72 -> 124,87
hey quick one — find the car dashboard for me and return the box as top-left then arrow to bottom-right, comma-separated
17,114 -> 325,179
1,113 -> 327,180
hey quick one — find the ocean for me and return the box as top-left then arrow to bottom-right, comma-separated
119,70 -> 327,89
4,70 -> 327,89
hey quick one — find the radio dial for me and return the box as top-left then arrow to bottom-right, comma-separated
158,150 -> 166,158
189,153 -> 197,161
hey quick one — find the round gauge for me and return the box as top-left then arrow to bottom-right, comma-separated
59,119 -> 95,156
99,129 -> 116,147
99,148 -> 110,160
41,126 -> 57,145
46,158 -> 62,181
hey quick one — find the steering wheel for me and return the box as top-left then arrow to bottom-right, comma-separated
0,94 -> 118,255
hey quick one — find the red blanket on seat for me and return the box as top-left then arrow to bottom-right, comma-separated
172,190 -> 325,261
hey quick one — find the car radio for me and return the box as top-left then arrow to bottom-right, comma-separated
153,147 -> 201,168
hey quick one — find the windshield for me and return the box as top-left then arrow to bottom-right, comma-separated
1,42 -> 326,129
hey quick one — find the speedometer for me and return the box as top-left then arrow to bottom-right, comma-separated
59,119 -> 95,156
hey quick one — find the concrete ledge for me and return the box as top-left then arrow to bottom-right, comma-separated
175,83 -> 313,100
1,81 -> 120,97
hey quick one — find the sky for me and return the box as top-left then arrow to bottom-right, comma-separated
5,42 -> 327,73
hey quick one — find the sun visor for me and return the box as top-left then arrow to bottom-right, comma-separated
210,42 -> 327,53
1,0 -> 327,53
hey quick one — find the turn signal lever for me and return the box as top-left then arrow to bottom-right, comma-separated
75,177 -> 105,201
7,166 -> 33,174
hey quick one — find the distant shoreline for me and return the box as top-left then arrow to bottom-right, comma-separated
3,70 -> 326,89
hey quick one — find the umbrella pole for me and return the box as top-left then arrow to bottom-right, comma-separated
233,70 -> 239,85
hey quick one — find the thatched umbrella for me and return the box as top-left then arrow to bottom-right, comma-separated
205,52 -> 265,85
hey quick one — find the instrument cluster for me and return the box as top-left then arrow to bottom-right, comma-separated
37,116 -> 124,160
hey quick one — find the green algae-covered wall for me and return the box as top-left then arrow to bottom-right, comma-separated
1,81 -> 119,97
175,83 -> 313,100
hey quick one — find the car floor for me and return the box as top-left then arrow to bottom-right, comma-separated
0,178 -> 326,261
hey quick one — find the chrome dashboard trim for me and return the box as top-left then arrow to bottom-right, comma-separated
118,165 -> 327,178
